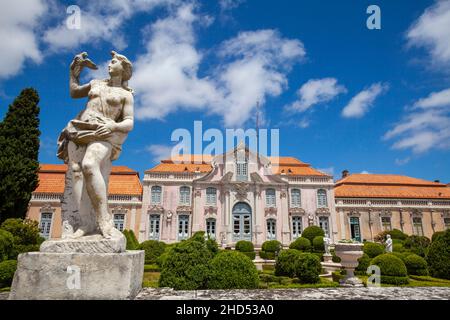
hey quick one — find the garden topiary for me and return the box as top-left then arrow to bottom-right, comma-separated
158,235 -> 216,290
0,218 -> 44,259
235,240 -> 255,260
260,240 -> 282,260
355,253 -> 371,274
289,237 -> 311,251
388,229 -> 408,240
0,229 -> 14,261
431,231 -> 445,243
363,242 -> 385,258
404,254 -> 428,276
404,235 -> 430,258
274,249 -> 301,278
426,229 -> 450,280
312,236 -> 324,252
301,226 -> 325,243
295,253 -> 321,284
207,251 -> 259,289
370,253 -> 408,284
0,259 -> 17,288
139,240 -> 166,264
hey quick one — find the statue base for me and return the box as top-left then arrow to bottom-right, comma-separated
8,250 -> 144,300
40,234 -> 126,254
323,253 -> 333,263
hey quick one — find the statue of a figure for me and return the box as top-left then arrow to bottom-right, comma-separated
385,234 -> 393,253
57,51 -> 134,240
323,233 -> 331,255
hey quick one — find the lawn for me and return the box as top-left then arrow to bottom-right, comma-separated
356,275 -> 450,287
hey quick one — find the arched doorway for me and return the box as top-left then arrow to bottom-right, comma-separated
232,202 -> 252,241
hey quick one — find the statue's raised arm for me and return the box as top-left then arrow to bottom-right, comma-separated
69,52 -> 98,99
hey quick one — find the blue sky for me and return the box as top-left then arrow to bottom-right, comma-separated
1,0 -> 450,182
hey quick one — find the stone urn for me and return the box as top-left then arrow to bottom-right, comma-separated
334,243 -> 364,287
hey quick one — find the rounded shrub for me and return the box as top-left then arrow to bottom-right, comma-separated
0,260 -> 17,287
295,253 -> 321,284
431,231 -> 445,243
289,237 -> 311,251
139,240 -> 166,264
235,240 -> 254,252
404,235 -> 430,258
262,240 -> 281,253
404,254 -> 428,276
363,242 -> 385,258
388,229 -> 408,240
374,230 -> 389,243
207,251 -> 259,289
301,226 -> 325,243
370,253 -> 408,285
0,229 -> 14,261
1,218 -> 44,259
158,235 -> 216,290
312,236 -> 324,252
426,229 -> 450,280
355,253 -> 371,274
275,249 -> 301,278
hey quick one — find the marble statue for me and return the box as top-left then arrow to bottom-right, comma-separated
323,233 -> 331,255
56,51 -> 134,242
385,234 -> 393,253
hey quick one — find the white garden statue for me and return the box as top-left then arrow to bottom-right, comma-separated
324,233 -> 331,255
385,234 -> 393,253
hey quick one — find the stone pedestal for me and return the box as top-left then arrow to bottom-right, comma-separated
9,250 -> 144,300
323,253 -> 333,263
334,243 -> 364,287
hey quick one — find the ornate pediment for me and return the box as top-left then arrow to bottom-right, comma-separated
316,207 -> 330,215
265,207 -> 277,216
348,210 -> 360,217
177,206 -> 192,213
112,206 -> 127,214
379,209 -> 392,217
410,208 -> 423,217
148,205 -> 164,213
40,203 -> 56,213
289,207 -> 306,215
204,206 -> 217,215
194,190 -> 202,197
233,182 -> 250,200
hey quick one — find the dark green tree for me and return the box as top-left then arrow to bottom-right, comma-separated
0,88 -> 40,222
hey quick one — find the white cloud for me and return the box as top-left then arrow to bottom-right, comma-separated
133,4 -> 305,127
298,118 -> 310,128
147,144 -> 173,163
0,0 -> 47,78
384,88 -> 450,153
341,82 -> 389,118
407,0 -> 450,68
395,157 -> 411,166
219,0 -> 244,11
286,78 -> 347,113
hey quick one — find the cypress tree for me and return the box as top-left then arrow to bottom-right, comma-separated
0,88 -> 40,222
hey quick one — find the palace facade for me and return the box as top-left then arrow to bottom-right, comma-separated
25,146 -> 450,246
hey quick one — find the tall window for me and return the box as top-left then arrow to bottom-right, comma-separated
151,186 -> 162,204
292,216 -> 302,240
350,217 -> 361,242
381,216 -> 392,231
178,215 -> 190,240
319,216 -> 329,235
267,219 -> 276,240
206,218 -> 216,239
291,189 -> 301,207
206,187 -> 217,205
40,212 -> 53,239
266,189 -> 276,207
445,218 -> 450,230
413,217 -> 424,236
317,189 -> 327,207
179,186 -> 191,205
114,214 -> 125,232
149,214 -> 160,240
236,151 -> 248,181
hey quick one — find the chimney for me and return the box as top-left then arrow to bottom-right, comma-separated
434,180 -> 440,183
342,170 -> 349,179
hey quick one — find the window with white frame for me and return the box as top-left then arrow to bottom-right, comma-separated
114,214 -> 125,232
206,187 -> 217,205
206,218 -> 216,239
267,219 -> 276,240
381,216 -> 392,231
179,186 -> 191,205
445,217 -> 450,230
413,217 -> 424,236
291,189 -> 301,207
317,189 -> 327,207
236,151 -> 248,181
292,216 -> 302,239
266,188 -> 276,207
178,215 -> 190,240
151,186 -> 162,204
319,216 -> 329,235
149,214 -> 160,240
40,212 -> 53,239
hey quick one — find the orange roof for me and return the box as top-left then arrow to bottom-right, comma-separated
335,174 -> 450,199
35,164 -> 142,196
146,155 -> 328,176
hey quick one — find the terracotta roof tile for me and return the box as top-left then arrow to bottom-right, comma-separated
35,164 -> 142,195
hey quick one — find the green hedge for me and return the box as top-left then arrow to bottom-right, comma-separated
296,253 -> 321,284
0,229 -> 14,261
207,251 -> 259,289
0,218 -> 44,259
388,229 -> 408,240
371,253 -> 408,284
312,236 -> 324,252
426,229 -> 450,280
431,231 -> 445,243
261,240 -> 281,253
0,260 -> 17,288
404,235 -> 430,258
331,270 -> 346,283
363,242 -> 385,258
404,254 -> 428,276
123,230 -> 139,250
380,275 -> 409,285
289,237 -> 311,251
355,253 -> 371,273
259,251 -> 276,260
235,240 -> 254,252
275,249 -> 301,277
139,240 -> 166,264
301,226 -> 325,243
